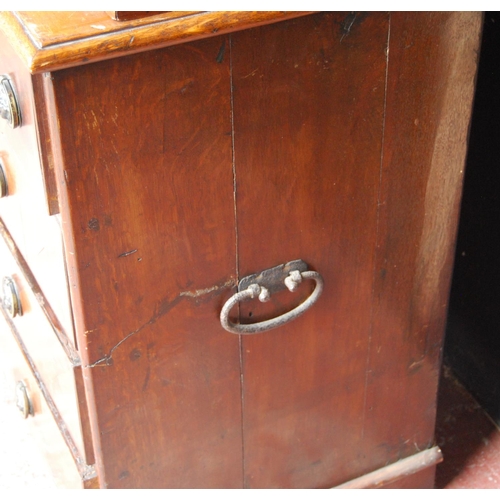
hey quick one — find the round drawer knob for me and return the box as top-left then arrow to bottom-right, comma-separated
2,276 -> 22,317
0,160 -> 8,198
15,381 -> 33,418
0,75 -> 22,129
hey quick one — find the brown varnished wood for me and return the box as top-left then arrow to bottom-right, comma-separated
44,35 -> 242,488
13,11 -> 200,46
232,12 -> 390,488
360,11 -> 482,477
0,11 -> 313,74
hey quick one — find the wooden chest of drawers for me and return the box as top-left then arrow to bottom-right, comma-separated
0,11 -> 482,488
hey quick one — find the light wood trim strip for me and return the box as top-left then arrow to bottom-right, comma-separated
334,446 -> 443,489
0,11 -> 313,74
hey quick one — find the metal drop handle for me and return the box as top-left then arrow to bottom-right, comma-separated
2,276 -> 22,318
0,76 -> 21,129
220,261 -> 324,334
16,381 -> 33,419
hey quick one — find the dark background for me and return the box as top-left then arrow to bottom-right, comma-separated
445,12 -> 500,425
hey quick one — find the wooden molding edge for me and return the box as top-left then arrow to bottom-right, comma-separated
0,11 -> 313,74
334,446 -> 443,489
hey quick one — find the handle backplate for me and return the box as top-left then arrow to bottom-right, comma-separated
220,259 -> 324,335
238,259 -> 308,294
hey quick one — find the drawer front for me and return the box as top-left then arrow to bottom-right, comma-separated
0,226 -> 88,463
0,313 -> 82,488
0,30 -> 75,347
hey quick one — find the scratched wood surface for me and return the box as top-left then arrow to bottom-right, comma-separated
36,11 -> 481,488
44,35 -> 243,488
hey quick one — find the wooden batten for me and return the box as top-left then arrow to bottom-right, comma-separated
334,447 -> 443,489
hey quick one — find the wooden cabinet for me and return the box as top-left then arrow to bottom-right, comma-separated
0,11 -> 482,488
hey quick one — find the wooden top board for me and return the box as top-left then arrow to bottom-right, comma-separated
0,11 -> 312,74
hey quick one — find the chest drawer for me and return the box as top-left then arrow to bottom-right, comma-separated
0,220 -> 93,469
0,30 -> 75,348
0,314 -> 83,488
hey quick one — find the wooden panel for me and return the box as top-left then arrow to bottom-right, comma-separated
231,12 -> 389,488
0,11 -> 312,73
44,36 -> 243,488
361,11 -> 482,474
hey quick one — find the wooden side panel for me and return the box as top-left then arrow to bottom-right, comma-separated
45,37 -> 243,488
231,12 -> 389,488
361,11 -> 482,475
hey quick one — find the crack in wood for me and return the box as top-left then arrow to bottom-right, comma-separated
179,278 -> 235,298
85,277 -> 236,368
